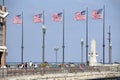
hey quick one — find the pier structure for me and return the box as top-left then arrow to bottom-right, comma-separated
0,64 -> 120,80
0,5 -> 7,68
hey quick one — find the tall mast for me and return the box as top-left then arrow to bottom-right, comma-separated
21,12 -> 24,64
3,0 -> 5,6
86,7 -> 89,65
108,26 -> 112,64
103,5 -> 105,64
62,9 -> 65,64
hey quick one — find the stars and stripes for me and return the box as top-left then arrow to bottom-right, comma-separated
12,9 -> 103,24
74,10 -> 86,20
52,12 -> 62,22
92,9 -> 103,19
13,15 -> 22,24
33,14 -> 43,23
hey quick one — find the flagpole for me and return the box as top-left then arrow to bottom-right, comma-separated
42,10 -> 46,63
42,10 -> 44,63
21,12 -> 24,64
103,5 -> 105,64
86,7 -> 89,65
43,11 -> 44,25
3,0 -> 4,5
62,9 -> 65,64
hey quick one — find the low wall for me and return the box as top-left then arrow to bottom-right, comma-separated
3,71 -> 120,80
0,65 -> 120,80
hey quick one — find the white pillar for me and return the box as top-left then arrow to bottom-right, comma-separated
89,40 -> 98,66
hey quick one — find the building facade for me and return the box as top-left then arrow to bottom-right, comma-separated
0,5 -> 7,68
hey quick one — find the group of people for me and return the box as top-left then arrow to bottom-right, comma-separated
18,61 -> 38,68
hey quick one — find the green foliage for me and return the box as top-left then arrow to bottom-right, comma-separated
39,62 -> 50,67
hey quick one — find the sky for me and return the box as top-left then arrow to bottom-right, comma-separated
0,0 -> 120,63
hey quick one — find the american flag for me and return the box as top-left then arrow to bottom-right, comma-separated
33,14 -> 43,23
52,12 -> 62,22
92,9 -> 103,19
13,15 -> 22,24
74,10 -> 86,20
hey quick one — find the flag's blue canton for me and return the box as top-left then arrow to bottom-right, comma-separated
17,15 -> 21,18
81,11 -> 86,15
97,9 -> 102,14
58,12 -> 62,17
38,14 -> 42,18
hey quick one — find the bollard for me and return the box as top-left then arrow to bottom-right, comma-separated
3,69 -> 7,78
46,77 -> 48,80
0,69 -> 3,78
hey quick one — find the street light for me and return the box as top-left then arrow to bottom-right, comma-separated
42,25 -> 46,63
81,38 -> 84,63
54,47 -> 59,65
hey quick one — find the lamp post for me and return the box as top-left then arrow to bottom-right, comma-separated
81,38 -> 84,63
108,26 -> 112,64
42,25 -> 46,63
54,47 -> 59,65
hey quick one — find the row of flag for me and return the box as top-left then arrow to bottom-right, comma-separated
13,9 -> 103,24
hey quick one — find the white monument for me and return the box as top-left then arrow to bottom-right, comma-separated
89,40 -> 98,66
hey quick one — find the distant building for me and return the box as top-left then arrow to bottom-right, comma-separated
0,5 -> 7,68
